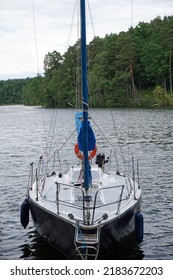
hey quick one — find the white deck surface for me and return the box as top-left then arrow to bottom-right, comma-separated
30,164 -> 141,226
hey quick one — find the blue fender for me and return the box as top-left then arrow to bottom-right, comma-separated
20,198 -> 30,229
135,211 -> 144,242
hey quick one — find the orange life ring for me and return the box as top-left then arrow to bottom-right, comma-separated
74,143 -> 97,160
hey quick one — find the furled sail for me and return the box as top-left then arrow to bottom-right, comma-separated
75,112 -> 96,152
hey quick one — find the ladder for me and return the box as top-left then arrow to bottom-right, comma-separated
75,227 -> 100,260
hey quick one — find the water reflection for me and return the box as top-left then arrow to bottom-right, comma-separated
18,229 -> 144,260
19,229 -> 66,260
104,240 -> 145,260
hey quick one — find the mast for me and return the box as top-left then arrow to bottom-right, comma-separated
80,0 -> 90,191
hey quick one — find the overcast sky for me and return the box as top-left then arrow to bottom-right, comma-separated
0,0 -> 173,80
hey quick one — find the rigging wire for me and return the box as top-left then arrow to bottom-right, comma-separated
87,0 -> 96,108
31,1 -> 59,161
76,1 -> 81,110
42,108 -> 48,159
46,127 -> 77,164
67,0 -> 96,109
47,109 -> 58,156
32,0 -> 40,75
90,114 -> 126,163
41,108 -> 60,165
31,0 -> 49,161
110,111 -> 126,171
66,0 -> 79,50
31,0 -> 50,166
127,0 -> 134,173
87,0 -> 96,37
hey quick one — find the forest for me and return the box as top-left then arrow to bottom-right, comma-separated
1,15 -> 173,108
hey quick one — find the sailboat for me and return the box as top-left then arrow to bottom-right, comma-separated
21,0 -> 143,260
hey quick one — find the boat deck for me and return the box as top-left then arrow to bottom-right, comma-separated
30,165 -> 140,227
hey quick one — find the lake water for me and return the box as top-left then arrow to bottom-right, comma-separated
0,105 -> 173,260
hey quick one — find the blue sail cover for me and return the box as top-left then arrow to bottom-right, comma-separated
75,112 -> 83,134
78,121 -> 96,151
75,112 -> 96,152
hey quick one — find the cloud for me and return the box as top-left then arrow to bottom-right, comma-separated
0,0 -> 173,80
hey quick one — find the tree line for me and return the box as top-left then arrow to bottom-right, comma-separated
0,78 -> 31,105
1,15 -> 173,108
